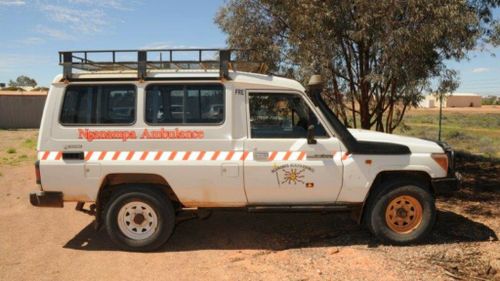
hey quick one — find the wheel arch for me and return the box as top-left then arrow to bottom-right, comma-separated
94,173 -> 181,229
356,170 -> 433,224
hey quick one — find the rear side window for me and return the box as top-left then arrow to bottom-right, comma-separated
145,84 -> 224,124
60,85 -> 136,125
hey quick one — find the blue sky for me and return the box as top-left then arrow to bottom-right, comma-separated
0,0 -> 498,96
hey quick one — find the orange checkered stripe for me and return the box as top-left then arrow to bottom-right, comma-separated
37,150 -> 313,161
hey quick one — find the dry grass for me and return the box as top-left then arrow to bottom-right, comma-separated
398,107 -> 500,158
0,130 -> 38,167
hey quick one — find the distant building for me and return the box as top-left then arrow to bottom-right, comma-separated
0,91 -> 48,129
19,86 -> 36,91
420,95 -> 436,108
419,93 -> 482,108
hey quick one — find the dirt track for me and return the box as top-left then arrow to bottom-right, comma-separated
0,156 -> 499,281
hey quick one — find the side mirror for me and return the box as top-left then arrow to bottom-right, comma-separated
307,124 -> 317,144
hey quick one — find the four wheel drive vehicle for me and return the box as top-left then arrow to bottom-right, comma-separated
30,49 -> 460,251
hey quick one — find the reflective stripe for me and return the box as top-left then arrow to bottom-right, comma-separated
85,151 -> 93,161
37,150 -> 343,161
241,151 -> 249,161
154,151 -> 163,161
197,151 -> 206,160
268,151 -> 277,161
99,151 -> 107,161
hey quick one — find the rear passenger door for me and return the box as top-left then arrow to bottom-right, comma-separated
243,91 -> 344,204
143,84 -> 247,207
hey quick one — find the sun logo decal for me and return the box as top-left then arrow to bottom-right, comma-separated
282,168 -> 305,184
271,164 -> 315,187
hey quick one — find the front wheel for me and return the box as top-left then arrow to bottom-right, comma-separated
365,181 -> 436,244
105,187 -> 175,251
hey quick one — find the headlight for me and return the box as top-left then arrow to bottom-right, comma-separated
431,153 -> 449,172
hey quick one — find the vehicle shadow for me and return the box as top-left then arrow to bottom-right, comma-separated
454,151 -> 499,195
63,209 -> 497,252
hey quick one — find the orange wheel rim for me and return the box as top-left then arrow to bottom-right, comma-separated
385,195 -> 423,234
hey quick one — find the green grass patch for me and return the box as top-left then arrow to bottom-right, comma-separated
6,148 -> 16,154
397,112 -> 500,158
22,138 -> 37,150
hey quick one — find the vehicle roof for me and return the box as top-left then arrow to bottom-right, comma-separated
51,70 -> 306,92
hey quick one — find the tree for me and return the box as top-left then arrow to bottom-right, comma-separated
434,70 -> 460,141
8,75 -> 37,88
216,0 -> 499,132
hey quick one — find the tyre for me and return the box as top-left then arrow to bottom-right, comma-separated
104,186 -> 175,251
365,180 -> 436,245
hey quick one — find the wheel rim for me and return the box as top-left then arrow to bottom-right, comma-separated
385,195 -> 423,234
117,201 -> 158,240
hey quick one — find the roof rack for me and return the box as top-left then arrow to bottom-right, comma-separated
58,49 -> 268,81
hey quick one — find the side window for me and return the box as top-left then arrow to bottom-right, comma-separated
60,85 -> 136,125
145,84 -> 224,124
249,93 -> 328,139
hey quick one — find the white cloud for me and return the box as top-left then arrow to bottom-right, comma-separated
67,0 -> 134,11
472,67 -> 490,73
0,0 -> 25,6
30,0 -> 142,40
18,37 -> 45,45
35,25 -> 74,40
39,4 -> 107,34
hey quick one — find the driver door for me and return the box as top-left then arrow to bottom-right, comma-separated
243,91 -> 344,204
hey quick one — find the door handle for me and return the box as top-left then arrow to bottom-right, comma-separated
62,152 -> 84,160
254,151 -> 269,161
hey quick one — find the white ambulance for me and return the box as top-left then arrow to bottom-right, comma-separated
30,49 -> 460,251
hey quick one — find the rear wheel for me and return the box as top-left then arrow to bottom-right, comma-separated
365,180 -> 436,244
105,187 -> 175,251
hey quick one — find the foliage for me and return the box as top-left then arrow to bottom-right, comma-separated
435,70 -> 461,99
216,0 -> 499,132
8,75 -> 37,87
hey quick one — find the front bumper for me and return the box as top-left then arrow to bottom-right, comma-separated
431,172 -> 462,195
29,191 -> 64,208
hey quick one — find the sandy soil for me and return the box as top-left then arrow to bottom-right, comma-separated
0,154 -> 499,281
